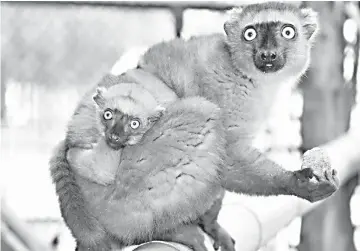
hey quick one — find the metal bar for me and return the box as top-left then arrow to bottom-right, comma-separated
1,1 -> 240,11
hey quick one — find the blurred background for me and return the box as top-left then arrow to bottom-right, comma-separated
1,1 -> 360,251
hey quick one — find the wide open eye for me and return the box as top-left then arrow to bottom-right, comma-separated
243,27 -> 257,41
130,119 -> 141,129
282,25 -> 296,39
103,109 -> 113,120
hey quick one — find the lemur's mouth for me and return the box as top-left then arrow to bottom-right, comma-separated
107,141 -> 126,150
254,60 -> 285,73
106,135 -> 127,150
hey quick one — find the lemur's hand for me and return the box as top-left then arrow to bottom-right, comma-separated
159,225 -> 207,251
67,147 -> 117,186
292,147 -> 339,202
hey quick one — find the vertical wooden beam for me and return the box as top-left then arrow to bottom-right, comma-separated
298,2 -> 357,251
171,6 -> 184,38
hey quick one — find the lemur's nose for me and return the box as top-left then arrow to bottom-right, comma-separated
254,49 -> 284,73
260,51 -> 277,62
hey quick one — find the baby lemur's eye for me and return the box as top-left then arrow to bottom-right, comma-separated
130,119 -> 141,129
243,27 -> 257,41
281,25 -> 296,39
103,109 -> 113,120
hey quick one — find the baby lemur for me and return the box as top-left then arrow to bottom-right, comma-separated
51,72 -> 228,251
66,83 -> 165,186
65,78 -> 227,251
50,2 -> 339,251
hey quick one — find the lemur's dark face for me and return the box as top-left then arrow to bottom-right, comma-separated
224,2 -> 318,78
92,85 -> 164,150
243,22 -> 295,73
100,108 -> 153,150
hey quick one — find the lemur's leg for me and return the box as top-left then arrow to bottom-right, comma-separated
224,146 -> 339,202
159,225 -> 208,251
198,195 -> 235,251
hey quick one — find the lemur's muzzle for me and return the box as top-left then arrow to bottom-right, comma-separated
106,132 -> 128,150
254,49 -> 285,73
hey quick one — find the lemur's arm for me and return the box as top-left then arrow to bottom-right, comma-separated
224,147 -> 294,196
223,146 -> 338,202
66,142 -> 121,186
49,141 -> 112,251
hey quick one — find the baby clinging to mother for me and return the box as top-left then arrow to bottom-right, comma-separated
50,2 -> 339,251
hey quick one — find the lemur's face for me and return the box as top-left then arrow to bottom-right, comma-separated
224,3 -> 318,77
92,85 -> 164,150
99,108 -> 156,150
242,22 -> 296,73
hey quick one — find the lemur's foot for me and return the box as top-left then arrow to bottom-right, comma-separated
214,227 -> 235,251
160,225 -> 207,251
200,221 -> 235,251
293,147 -> 339,202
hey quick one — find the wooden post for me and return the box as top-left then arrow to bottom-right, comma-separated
298,2 -> 358,251
171,6 -> 184,38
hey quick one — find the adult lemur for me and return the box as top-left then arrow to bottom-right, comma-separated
138,2 -> 338,200
50,2 -> 339,251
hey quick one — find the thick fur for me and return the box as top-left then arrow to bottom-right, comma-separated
138,5 -> 337,243
138,4 -> 336,248
51,72 -> 229,250
135,5 -> 338,248
50,74 -> 176,250
138,2 -> 325,197
51,94 -> 227,250
80,96 -> 226,244
50,141 -> 111,250
50,2 -> 339,251
67,82 -> 164,186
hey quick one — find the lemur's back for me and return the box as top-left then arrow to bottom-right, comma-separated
139,34 -> 269,145
139,34 -> 224,96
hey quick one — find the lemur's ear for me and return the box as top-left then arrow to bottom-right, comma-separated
300,8 -> 319,40
93,86 -> 107,107
224,7 -> 243,36
148,105 -> 166,123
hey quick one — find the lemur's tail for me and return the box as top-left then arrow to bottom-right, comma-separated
49,140 -> 109,248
